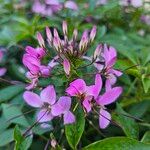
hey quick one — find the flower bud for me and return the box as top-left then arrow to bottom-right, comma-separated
90,25 -> 97,42
37,32 -> 45,48
79,30 -> 89,51
72,29 -> 78,41
62,21 -> 68,35
63,59 -> 70,76
53,37 -> 61,52
46,26 -> 53,44
93,44 -> 102,59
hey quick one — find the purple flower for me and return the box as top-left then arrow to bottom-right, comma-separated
66,74 -> 102,112
95,45 -> 122,86
23,85 -> 75,124
96,85 -> 123,129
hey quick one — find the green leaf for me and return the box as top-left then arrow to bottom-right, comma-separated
2,104 -> 29,127
0,85 -> 25,102
0,129 -> 14,147
14,125 -> 24,150
65,104 -> 85,149
113,104 -> 139,139
83,137 -> 150,150
141,131 -> 150,144
142,74 -> 150,93
14,125 -> 33,150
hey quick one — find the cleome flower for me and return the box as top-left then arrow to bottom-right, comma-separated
66,74 -> 102,113
23,85 -> 75,124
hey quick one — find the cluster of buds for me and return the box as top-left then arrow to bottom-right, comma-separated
23,21 -> 123,129
41,21 -> 97,58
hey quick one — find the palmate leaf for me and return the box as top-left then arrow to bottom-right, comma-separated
65,104 -> 85,149
0,85 -> 25,102
83,137 -> 150,150
113,104 -> 139,139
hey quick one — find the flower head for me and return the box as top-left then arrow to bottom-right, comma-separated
66,74 -> 102,112
23,85 -> 75,124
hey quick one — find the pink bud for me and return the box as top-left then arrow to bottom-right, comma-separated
63,59 -> 70,75
72,29 -> 78,41
51,139 -> 57,148
46,26 -> 53,43
93,44 -> 102,59
53,37 -> 61,51
40,65 -> 51,77
53,28 -> 59,38
90,25 -> 97,42
37,32 -> 45,47
62,21 -> 68,35
79,30 -> 89,51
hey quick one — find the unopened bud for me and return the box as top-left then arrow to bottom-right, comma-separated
54,28 -> 59,38
90,25 -> 97,42
93,44 -> 102,59
79,30 -> 89,51
62,21 -> 68,35
63,59 -> 70,76
53,37 -> 61,52
46,26 -> 53,44
37,32 -> 45,48
72,29 -> 78,41
51,139 -> 57,148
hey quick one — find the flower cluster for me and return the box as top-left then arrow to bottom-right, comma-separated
32,0 -> 78,16
0,49 -> 7,77
23,21 -> 123,129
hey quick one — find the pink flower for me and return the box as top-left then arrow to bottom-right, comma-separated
23,85 -> 75,124
66,74 -> 102,112
96,85 -> 123,129
95,45 -> 122,86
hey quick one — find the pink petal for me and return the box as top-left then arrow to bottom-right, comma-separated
0,68 -> 6,76
23,91 -> 43,107
51,96 -> 71,116
66,79 -> 86,96
86,74 -> 102,99
25,46 -> 45,59
108,74 -> 117,85
40,85 -> 56,105
82,96 -> 92,113
63,59 -> 70,75
106,57 -> 116,68
112,69 -> 123,77
64,111 -> 75,124
37,109 -> 54,122
105,79 -> 112,92
97,87 -> 123,106
99,109 -> 111,129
